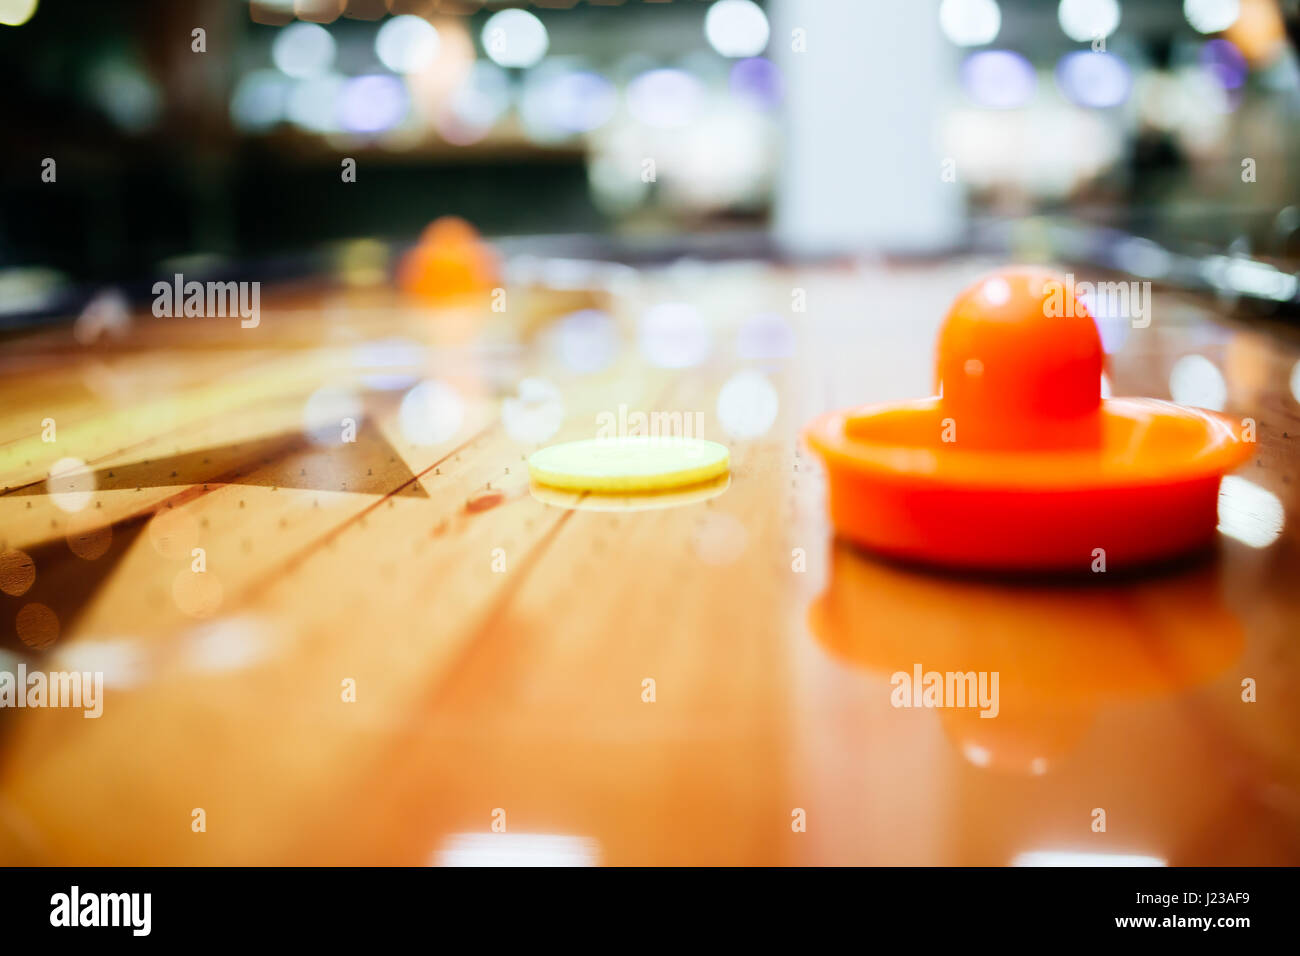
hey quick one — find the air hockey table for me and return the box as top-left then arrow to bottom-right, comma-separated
0,253 -> 1297,865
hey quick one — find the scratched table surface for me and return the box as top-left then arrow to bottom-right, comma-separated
0,257 -> 1297,866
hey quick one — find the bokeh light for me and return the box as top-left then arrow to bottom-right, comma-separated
736,312 -> 796,360
0,0 -> 37,27
1200,38 -> 1249,89
439,60 -> 511,145
182,617 -> 273,674
352,338 -> 425,391
704,0 -> 770,58
272,21 -> 336,79
588,154 -> 651,214
627,68 -> 704,129
729,57 -> 782,109
552,309 -> 620,374
47,457 -> 94,513
961,50 -> 1036,109
66,516 -> 112,560
658,109 -> 769,210
302,385 -> 363,445
982,276 -> 1012,305
521,67 -> 617,139
1225,0 -> 1286,64
939,0 -> 1001,47
503,378 -> 565,444
375,14 -> 440,75
52,638 -> 149,690
172,567 -> 223,619
0,548 -> 35,596
88,60 -> 162,133
1184,0 -> 1241,34
1056,51 -> 1131,108
1218,476 -> 1284,548
717,370 -> 779,439
481,8 -> 549,69
1057,0 -> 1121,43
435,833 -> 599,867
17,602 -> 58,649
231,69 -> 291,131
287,73 -> 345,132
399,380 -> 465,446
149,507 -> 200,560
408,15 -> 477,128
338,74 -> 409,134
1168,354 -> 1227,410
639,303 -> 711,369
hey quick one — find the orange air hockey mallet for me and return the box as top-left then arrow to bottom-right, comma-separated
397,216 -> 501,303
803,267 -> 1251,572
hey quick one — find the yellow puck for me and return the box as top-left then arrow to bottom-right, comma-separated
530,472 -> 731,511
527,437 -> 730,492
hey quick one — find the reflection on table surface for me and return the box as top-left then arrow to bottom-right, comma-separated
0,260 -> 1298,865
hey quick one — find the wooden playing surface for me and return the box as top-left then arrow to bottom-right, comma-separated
1,258 -> 1298,865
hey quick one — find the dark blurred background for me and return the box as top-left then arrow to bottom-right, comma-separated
1,0 -> 1299,310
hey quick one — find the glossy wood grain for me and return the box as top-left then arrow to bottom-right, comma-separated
0,260 -> 1297,865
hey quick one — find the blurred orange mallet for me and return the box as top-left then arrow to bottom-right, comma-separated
398,216 -> 500,302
